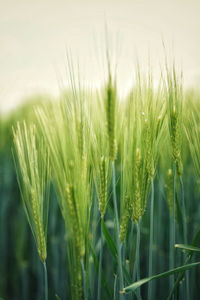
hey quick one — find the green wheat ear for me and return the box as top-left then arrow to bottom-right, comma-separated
76,118 -> 84,159
13,121 -> 50,263
66,183 -> 85,259
105,73 -> 117,161
119,196 -> 131,243
99,156 -> 108,217
171,108 -> 182,175
132,148 -> 142,223
166,65 -> 183,176
145,120 -> 154,178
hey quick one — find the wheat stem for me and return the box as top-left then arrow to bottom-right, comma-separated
136,221 -> 141,300
179,176 -> 189,300
81,258 -> 87,300
129,222 -> 134,275
97,218 -> 103,300
132,221 -> 141,299
114,274 -> 117,300
112,161 -> 124,299
167,256 -> 191,300
43,261 -> 48,300
148,178 -> 154,300
169,162 -> 176,298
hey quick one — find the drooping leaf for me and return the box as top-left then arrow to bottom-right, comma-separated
175,244 -> 200,253
102,218 -> 117,259
123,262 -> 200,294
89,242 -> 112,298
167,228 -> 200,299
101,219 -> 131,284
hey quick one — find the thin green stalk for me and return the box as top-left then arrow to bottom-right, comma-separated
167,256 -> 191,300
129,222 -> 134,275
132,225 -> 137,283
170,162 -> 176,298
173,163 -> 176,264
169,215 -> 173,292
136,222 -> 141,300
81,258 -> 87,300
179,177 -> 187,247
128,222 -> 134,300
97,218 -> 103,300
43,262 -> 48,300
148,178 -> 154,300
132,221 -> 141,300
157,184 -> 164,273
21,265 -> 28,300
179,177 -> 189,300
122,242 -> 126,264
112,161 -> 124,299
114,274 -> 117,300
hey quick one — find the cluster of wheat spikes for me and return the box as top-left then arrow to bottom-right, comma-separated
12,61 -> 200,300
13,122 -> 50,300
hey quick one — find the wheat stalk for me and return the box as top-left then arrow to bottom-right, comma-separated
13,121 -> 50,300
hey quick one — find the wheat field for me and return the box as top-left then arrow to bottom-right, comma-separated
1,62 -> 200,300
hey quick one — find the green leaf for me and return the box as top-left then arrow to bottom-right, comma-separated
122,265 -> 131,285
175,192 -> 183,227
192,229 -> 200,247
89,242 -> 112,298
175,244 -> 200,252
167,229 -> 200,299
55,295 -> 61,300
101,218 -> 117,259
101,219 -> 131,284
123,262 -> 200,294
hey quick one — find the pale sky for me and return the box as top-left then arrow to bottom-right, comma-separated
0,0 -> 200,113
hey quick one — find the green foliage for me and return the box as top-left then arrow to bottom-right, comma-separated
123,262 -> 200,294
1,66 -> 200,300
13,122 -> 50,263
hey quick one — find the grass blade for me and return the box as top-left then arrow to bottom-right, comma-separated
102,218 -> 117,258
89,243 -> 112,298
122,262 -> 200,294
175,244 -> 200,253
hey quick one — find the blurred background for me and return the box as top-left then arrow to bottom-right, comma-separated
1,0 -> 200,113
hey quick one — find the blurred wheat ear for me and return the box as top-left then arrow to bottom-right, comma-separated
13,121 -> 50,299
